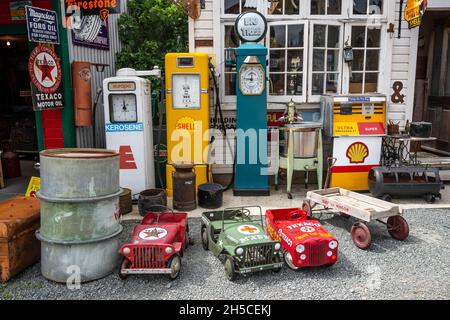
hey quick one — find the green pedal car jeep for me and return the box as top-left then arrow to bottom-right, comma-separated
201,206 -> 283,281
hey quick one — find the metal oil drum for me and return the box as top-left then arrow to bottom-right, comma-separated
36,148 -> 122,283
172,162 -> 196,211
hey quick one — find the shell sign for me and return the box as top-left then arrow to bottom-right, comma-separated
404,0 -> 427,29
346,142 -> 369,164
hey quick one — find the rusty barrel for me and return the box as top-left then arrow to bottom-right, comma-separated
36,148 -> 122,283
172,162 -> 196,211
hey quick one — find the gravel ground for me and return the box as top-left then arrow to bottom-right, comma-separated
1,208 -> 449,300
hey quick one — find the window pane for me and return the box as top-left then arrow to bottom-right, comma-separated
326,73 -> 338,93
288,24 -> 304,47
314,25 -> 326,47
268,0 -> 283,14
353,0 -> 367,15
225,0 -> 240,14
313,49 -> 325,71
225,73 -> 236,95
328,0 -> 342,14
311,0 -> 326,14
286,0 -> 300,14
349,73 -> 363,93
367,28 -> 381,47
327,50 -> 339,71
287,50 -> 303,72
270,74 -> 285,95
225,26 -> 239,48
352,49 -> 364,71
365,50 -> 379,71
328,26 -> 340,48
312,74 -> 325,95
351,26 -> 366,47
369,0 -> 383,14
270,25 -> 286,48
365,73 -> 378,92
287,74 -> 303,95
270,50 -> 286,72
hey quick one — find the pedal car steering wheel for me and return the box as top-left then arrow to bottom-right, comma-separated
145,205 -> 174,225
289,209 -> 307,220
231,208 -> 252,221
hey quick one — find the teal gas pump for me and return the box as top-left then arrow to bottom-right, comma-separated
233,11 -> 270,196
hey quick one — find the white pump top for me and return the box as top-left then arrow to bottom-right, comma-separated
116,66 -> 161,78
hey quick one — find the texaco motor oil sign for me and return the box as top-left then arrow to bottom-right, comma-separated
28,46 -> 64,111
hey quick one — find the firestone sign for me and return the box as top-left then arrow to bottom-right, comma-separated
234,11 -> 267,43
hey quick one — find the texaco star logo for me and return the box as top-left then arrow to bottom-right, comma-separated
138,227 -> 167,240
28,46 -> 62,94
300,226 -> 316,233
238,225 -> 260,235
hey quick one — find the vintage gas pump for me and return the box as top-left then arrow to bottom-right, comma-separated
322,94 -> 387,191
165,53 -> 210,197
233,11 -> 270,196
103,67 -> 161,196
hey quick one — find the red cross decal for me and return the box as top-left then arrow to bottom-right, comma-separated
240,226 -> 258,233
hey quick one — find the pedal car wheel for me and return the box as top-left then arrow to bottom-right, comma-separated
201,225 -> 209,251
387,215 -> 409,241
224,255 -> 237,281
167,254 -> 182,281
302,200 -> 312,216
283,251 -> 299,271
272,254 -> 282,273
184,231 -> 189,250
381,194 -> 392,202
351,222 -> 372,250
119,258 -> 130,280
424,193 -> 436,204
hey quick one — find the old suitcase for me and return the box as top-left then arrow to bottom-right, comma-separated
0,196 -> 40,282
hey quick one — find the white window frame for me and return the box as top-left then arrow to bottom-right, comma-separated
222,22 -> 240,104
266,0 -> 303,18
222,0 -> 264,17
308,20 -> 343,102
309,0 -> 345,17
349,0 -> 387,20
267,20 -> 309,103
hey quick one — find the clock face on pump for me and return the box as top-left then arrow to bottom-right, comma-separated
239,63 -> 265,96
109,94 -> 138,123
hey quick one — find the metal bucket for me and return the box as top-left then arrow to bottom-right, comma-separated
36,227 -> 122,283
282,123 -> 321,158
137,188 -> 167,216
36,148 -> 121,283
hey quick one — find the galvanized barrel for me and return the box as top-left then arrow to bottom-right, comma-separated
36,148 -> 122,283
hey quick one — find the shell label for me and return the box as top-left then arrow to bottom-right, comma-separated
346,142 -> 369,164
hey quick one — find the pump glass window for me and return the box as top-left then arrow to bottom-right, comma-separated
311,0 -> 341,15
269,23 -> 305,96
110,94 -> 138,123
349,26 -> 380,93
172,74 -> 201,109
268,0 -> 300,15
311,24 -> 341,96
353,0 -> 383,15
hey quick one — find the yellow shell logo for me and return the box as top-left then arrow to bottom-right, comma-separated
176,116 -> 196,131
346,142 -> 369,164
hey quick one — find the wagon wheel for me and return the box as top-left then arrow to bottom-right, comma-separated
381,194 -> 392,202
351,222 -> 372,250
201,225 -> 209,251
272,253 -> 282,273
184,230 -> 189,250
302,200 -> 312,216
118,258 -> 130,280
387,215 -> 409,241
167,254 -> 182,281
424,193 -> 436,204
283,250 -> 299,271
224,255 -> 237,281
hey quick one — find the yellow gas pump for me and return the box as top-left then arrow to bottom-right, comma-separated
165,53 -> 210,196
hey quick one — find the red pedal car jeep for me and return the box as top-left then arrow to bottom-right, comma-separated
265,208 -> 338,270
119,208 -> 192,280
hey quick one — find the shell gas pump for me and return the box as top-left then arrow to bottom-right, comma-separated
103,67 -> 161,196
165,53 -> 210,196
321,94 -> 387,191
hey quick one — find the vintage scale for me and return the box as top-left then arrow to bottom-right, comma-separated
275,100 -> 323,199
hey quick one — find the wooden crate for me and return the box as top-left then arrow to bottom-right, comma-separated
0,196 -> 40,282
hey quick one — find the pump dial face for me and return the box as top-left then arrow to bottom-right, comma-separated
172,74 -> 201,109
110,94 -> 138,123
239,64 -> 265,96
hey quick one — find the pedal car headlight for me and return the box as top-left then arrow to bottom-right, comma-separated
274,243 -> 281,251
300,254 -> 306,260
327,251 -> 333,257
235,247 -> 244,256
165,247 -> 173,254
122,247 -> 130,255
329,240 -> 338,249
296,244 -> 305,253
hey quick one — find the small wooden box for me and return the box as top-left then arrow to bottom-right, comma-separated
0,196 -> 40,282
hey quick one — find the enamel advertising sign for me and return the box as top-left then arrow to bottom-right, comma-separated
25,6 -> 59,44
404,0 -> 427,29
